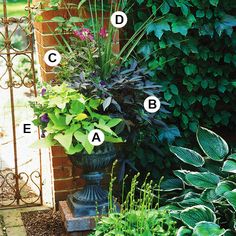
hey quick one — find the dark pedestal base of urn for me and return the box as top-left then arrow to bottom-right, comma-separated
67,143 -> 119,217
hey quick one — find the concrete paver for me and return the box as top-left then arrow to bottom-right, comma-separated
0,206 -> 51,236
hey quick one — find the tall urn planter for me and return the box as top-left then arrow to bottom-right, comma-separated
67,143 -> 117,217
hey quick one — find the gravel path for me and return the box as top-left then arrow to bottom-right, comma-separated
21,210 -> 66,236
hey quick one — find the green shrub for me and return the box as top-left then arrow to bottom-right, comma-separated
162,127 -> 236,235
131,0 -> 236,142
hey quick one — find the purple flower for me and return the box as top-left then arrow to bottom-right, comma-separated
74,28 -> 94,41
41,88 -> 46,96
40,113 -> 49,123
100,81 -> 106,86
41,130 -> 46,138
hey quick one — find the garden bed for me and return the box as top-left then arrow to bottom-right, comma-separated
21,210 -> 66,236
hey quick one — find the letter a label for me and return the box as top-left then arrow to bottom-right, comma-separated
88,129 -> 105,146
144,96 -> 161,113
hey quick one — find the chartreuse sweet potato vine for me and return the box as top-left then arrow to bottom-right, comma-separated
30,83 -> 123,155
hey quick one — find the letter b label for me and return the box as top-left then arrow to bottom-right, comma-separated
144,96 -> 161,113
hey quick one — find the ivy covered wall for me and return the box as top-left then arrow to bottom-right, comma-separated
131,0 -> 236,144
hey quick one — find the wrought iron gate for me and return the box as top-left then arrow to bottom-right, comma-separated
0,0 -> 42,208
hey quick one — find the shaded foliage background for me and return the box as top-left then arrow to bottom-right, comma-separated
120,0 -> 236,180
128,0 -> 236,144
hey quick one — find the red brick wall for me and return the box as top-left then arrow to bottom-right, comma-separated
33,0 -> 119,205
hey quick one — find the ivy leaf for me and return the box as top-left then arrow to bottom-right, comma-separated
172,19 -> 189,36
209,0 -> 219,6
170,84 -> 179,95
160,1 -> 170,14
147,22 -> 170,39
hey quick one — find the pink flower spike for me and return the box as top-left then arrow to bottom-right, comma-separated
99,27 -> 108,38
74,28 -> 94,41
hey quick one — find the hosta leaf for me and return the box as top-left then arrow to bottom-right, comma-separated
180,205 -> 216,229
185,172 -> 220,189
193,221 -> 225,236
201,189 -> 220,202
222,160 -> 236,173
197,127 -> 229,161
170,146 -> 204,167
177,226 -> 192,236
215,181 -> 236,196
228,153 -> 236,160
160,178 -> 184,191
174,170 -> 191,184
178,197 -> 214,210
224,190 -> 236,211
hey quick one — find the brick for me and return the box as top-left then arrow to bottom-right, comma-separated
52,156 -> 72,168
72,166 -> 83,177
55,190 -> 75,202
54,176 -> 85,191
54,178 -> 74,191
54,166 -> 73,179
51,146 -> 67,157
40,67 -> 57,82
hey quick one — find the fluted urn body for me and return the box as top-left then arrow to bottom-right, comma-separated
67,143 -> 116,217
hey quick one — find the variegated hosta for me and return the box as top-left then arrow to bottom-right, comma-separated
161,127 -> 236,236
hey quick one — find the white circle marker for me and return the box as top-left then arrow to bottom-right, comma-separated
144,96 -> 161,113
88,129 -> 105,146
111,11 -> 128,28
44,49 -> 61,67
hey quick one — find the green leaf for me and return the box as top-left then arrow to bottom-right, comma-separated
67,143 -> 83,155
201,80 -> 208,89
170,146 -> 204,167
105,136 -> 123,143
51,16 -> 66,22
192,222 -> 225,236
228,153 -> 236,160
222,160 -> 236,173
89,99 -> 101,110
177,226 -> 192,236
54,133 -> 73,151
161,178 -> 184,191
170,84 -> 179,95
201,189 -> 220,202
174,170 -> 191,184
147,22 -> 170,39
69,16 -> 84,23
160,1 -> 170,14
30,135 -> 56,148
172,19 -> 190,36
209,0 -> 219,6
196,10 -> 205,18
83,139 -> 94,154
180,205 -> 216,229
197,127 -> 229,161
106,118 -> 122,128
224,190 -> 236,211
69,100 -> 85,115
185,172 -> 220,189
215,181 -> 236,196
184,64 -> 197,75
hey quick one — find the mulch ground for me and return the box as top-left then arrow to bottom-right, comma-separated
21,210 -> 67,236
